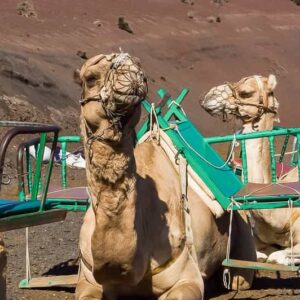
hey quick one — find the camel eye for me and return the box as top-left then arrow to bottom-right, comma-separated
239,91 -> 253,99
85,74 -> 97,86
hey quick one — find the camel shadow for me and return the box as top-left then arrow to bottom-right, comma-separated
42,258 -> 78,276
130,174 -> 172,298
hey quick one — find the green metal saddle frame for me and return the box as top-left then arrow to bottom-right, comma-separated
18,135 -> 89,212
137,88 -> 300,211
0,121 -> 68,232
137,88 -> 300,272
10,136 -> 90,288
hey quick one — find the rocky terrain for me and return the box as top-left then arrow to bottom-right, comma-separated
1,0 -> 300,299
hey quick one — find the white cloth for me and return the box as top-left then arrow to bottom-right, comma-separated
29,145 -> 86,169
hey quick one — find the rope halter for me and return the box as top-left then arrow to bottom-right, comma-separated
202,76 -> 279,127
79,52 -> 148,145
225,76 -> 279,126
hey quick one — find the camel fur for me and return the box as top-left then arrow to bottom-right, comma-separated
202,74 -> 300,266
76,53 -> 256,300
0,236 -> 6,300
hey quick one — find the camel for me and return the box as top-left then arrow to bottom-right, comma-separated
76,53 -> 256,300
0,236 -> 6,299
202,74 -> 300,266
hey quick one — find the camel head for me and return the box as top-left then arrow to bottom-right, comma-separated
201,75 -> 280,125
79,53 -> 147,144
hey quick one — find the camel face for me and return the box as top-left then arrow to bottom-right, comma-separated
80,53 -> 147,143
202,75 -> 279,122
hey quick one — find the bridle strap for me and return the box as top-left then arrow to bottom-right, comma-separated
227,76 -> 278,126
79,95 -> 102,106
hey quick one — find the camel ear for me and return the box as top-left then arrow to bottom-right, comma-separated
267,74 -> 277,92
73,69 -> 82,86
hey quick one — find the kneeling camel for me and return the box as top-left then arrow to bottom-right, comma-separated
76,53 -> 256,300
202,74 -> 300,265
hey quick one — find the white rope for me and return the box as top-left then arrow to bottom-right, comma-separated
223,268 -> 231,290
113,49 -> 129,69
168,100 -> 187,116
277,182 -> 300,196
288,199 -> 295,267
150,103 -> 160,143
225,204 -> 234,261
179,155 -> 198,264
25,227 -> 31,282
223,201 -> 234,290
275,150 -> 298,157
174,126 -> 237,169
243,183 -> 273,197
241,182 -> 300,200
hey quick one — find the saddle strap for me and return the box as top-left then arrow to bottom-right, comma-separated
179,155 -> 198,264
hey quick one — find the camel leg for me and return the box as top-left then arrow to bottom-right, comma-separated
159,255 -> 204,300
229,213 -> 256,291
267,218 -> 300,265
0,237 -> 7,300
255,235 -> 279,262
75,265 -> 103,300
163,280 -> 203,300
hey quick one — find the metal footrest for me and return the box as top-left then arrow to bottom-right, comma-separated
0,209 -> 67,232
222,259 -> 299,272
19,274 -> 78,288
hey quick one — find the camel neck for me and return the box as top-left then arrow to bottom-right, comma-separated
85,134 -> 137,217
242,113 -> 275,183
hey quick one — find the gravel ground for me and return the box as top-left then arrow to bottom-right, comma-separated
3,212 -> 82,300
3,213 -> 300,300
1,154 -> 300,300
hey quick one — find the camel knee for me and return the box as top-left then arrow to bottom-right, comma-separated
75,278 -> 103,300
163,281 -> 203,300
231,274 -> 251,291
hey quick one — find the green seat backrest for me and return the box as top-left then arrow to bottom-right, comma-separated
171,121 -> 243,205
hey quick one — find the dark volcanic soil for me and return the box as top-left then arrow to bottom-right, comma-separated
1,0 -> 300,135
1,0 -> 300,299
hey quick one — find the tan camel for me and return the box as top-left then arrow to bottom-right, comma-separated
76,53 -> 256,300
202,74 -> 300,265
0,236 -> 6,300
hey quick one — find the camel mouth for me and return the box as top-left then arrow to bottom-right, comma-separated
201,97 -> 226,117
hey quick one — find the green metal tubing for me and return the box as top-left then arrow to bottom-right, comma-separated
138,88 -> 190,140
160,88 -> 189,122
205,127 -> 300,144
222,258 -> 299,272
24,135 -> 82,192
232,199 -> 300,210
57,136 -> 81,143
31,133 -> 47,201
40,132 -> 59,211
26,146 -> 33,195
157,87 -> 189,108
61,142 -> 67,188
269,136 -> 277,183
297,134 -> 300,182
241,140 -> 248,184
290,137 -> 297,166
279,135 -> 290,163
234,194 -> 300,203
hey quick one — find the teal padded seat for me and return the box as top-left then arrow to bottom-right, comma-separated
0,199 -> 67,232
175,121 -> 243,197
0,199 -> 57,218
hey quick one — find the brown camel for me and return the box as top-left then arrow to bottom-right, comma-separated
76,53 -> 256,300
202,74 -> 300,265
0,236 -> 6,299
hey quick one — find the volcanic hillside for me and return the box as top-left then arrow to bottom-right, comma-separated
0,0 -> 300,136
